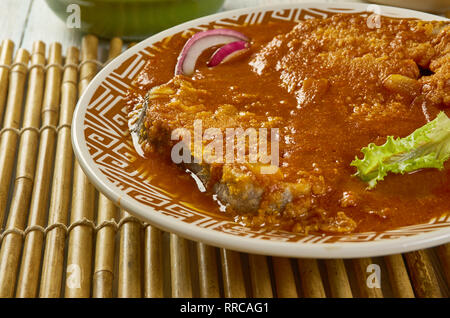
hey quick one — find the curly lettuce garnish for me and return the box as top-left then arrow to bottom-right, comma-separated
351,112 -> 450,188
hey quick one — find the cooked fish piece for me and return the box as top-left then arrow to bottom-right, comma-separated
128,76 -> 349,233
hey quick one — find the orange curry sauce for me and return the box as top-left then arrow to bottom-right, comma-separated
127,14 -> 450,233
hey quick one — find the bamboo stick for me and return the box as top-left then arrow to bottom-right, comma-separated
220,249 -> 246,298
117,211 -> 142,298
404,250 -> 442,298
39,47 -> 79,298
64,35 -> 99,298
16,43 -> 63,298
197,243 -> 220,298
170,234 -> 193,297
78,35 -> 99,94
384,254 -> 415,298
0,39 -> 14,124
436,244 -> 450,288
0,42 -> 45,297
92,37 -> 122,298
64,165 -> 95,297
325,259 -> 353,298
272,257 -> 298,298
106,37 -> 123,64
116,35 -> 144,299
297,259 -> 326,298
144,226 -> 164,298
351,258 -> 383,298
0,48 -> 29,229
248,255 -> 273,297
92,195 -> 118,298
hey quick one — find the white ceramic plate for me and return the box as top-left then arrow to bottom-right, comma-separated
72,2 -> 450,258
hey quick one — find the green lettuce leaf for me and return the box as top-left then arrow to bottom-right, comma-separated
351,112 -> 450,188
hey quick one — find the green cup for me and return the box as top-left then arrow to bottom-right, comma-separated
45,0 -> 225,40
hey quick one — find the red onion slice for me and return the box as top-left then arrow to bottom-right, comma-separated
175,29 -> 249,76
207,40 -> 249,67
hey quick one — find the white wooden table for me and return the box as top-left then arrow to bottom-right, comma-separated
0,0 -> 365,56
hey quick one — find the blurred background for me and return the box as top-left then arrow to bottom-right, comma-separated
0,0 -> 449,57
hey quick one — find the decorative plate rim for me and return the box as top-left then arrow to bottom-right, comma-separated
72,2 -> 450,258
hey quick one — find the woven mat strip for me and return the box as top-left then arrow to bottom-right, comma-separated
0,124 -> 71,137
0,215 -> 146,244
0,60 -> 101,72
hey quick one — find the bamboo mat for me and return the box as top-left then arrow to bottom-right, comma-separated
0,36 -> 448,299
